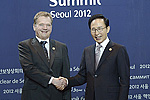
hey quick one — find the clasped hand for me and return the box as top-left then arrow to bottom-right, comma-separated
52,77 -> 67,90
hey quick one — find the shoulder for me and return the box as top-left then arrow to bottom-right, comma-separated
50,39 -> 68,51
18,38 -> 34,45
83,44 -> 95,53
110,41 -> 126,49
110,41 -> 128,54
18,38 -> 35,51
85,44 -> 94,49
51,39 -> 67,47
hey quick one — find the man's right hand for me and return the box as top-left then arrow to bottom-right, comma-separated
52,77 -> 67,90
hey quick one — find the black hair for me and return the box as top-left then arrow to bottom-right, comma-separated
88,14 -> 109,29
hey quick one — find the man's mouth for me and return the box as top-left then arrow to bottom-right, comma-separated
95,36 -> 102,40
41,30 -> 48,33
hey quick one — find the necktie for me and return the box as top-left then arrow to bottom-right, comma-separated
40,41 -> 48,58
95,45 -> 102,70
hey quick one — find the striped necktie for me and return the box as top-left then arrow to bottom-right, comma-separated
40,41 -> 48,58
95,44 -> 102,70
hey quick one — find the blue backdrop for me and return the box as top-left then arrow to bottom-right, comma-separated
0,0 -> 150,100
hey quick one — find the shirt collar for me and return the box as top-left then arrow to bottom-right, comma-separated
36,36 -> 49,44
96,37 -> 110,48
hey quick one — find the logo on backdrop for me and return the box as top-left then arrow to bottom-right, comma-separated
49,0 -> 102,19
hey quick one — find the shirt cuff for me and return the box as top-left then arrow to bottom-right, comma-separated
48,77 -> 54,84
66,78 -> 68,85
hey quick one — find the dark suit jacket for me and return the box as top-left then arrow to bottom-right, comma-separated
68,40 -> 130,100
18,38 -> 71,100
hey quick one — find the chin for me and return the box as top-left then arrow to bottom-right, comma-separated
95,39 -> 101,43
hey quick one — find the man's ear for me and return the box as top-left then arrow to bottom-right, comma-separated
106,26 -> 110,33
33,24 -> 36,31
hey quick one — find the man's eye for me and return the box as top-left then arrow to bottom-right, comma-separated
92,28 -> 95,31
46,24 -> 51,26
39,24 -> 44,26
97,27 -> 102,30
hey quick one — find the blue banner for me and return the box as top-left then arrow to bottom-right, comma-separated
0,0 -> 150,99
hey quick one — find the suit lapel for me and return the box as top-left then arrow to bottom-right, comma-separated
31,38 -> 49,67
97,41 -> 114,70
88,44 -> 95,75
49,39 -> 56,68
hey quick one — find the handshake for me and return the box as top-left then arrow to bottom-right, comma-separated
51,77 -> 68,91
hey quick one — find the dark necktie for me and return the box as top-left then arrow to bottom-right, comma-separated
40,41 -> 48,58
95,45 -> 102,70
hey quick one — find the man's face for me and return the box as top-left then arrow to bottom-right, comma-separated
90,18 -> 110,44
33,16 -> 52,40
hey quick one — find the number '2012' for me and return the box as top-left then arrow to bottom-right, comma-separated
74,9 -> 91,18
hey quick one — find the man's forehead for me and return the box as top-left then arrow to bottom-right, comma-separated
92,18 -> 104,23
91,19 -> 105,26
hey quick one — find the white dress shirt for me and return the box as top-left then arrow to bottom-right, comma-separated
95,37 -> 110,62
36,36 -> 53,84
36,36 -> 50,59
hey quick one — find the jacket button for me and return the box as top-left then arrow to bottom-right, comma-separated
94,74 -> 98,77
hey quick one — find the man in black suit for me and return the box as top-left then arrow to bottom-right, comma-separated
61,14 -> 130,100
18,11 -> 70,100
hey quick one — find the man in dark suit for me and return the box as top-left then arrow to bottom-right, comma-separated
18,11 -> 70,100
61,14 -> 130,100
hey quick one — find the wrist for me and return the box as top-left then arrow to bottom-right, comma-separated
51,77 -> 57,85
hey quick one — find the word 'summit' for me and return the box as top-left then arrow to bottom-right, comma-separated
49,0 -> 102,7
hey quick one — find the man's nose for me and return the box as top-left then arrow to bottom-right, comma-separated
95,30 -> 100,35
43,25 -> 47,29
